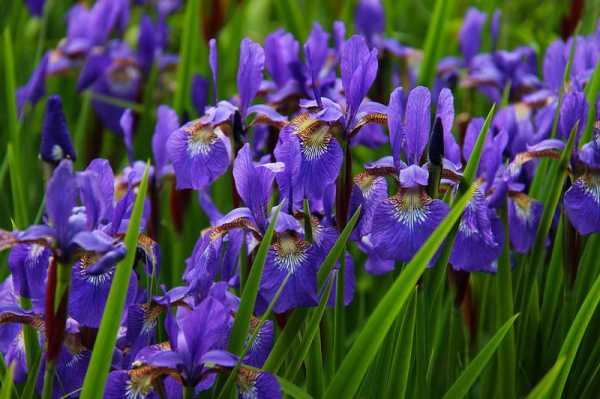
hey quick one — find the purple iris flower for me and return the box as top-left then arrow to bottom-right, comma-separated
39,95 -> 77,164
274,35 -> 384,206
564,128 -> 600,235
136,295 -> 233,389
78,41 -> 143,134
24,0 -> 45,16
167,38 -> 286,190
16,53 -> 49,116
17,0 -> 131,114
369,86 -> 450,263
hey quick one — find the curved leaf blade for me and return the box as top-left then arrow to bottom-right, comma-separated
442,314 -> 520,399
228,204 -> 281,356
80,163 -> 150,399
323,183 -> 478,399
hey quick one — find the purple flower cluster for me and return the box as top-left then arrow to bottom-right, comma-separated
2,0 -> 600,397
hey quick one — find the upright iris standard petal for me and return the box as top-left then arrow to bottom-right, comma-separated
274,125 -> 302,207
120,108 -> 135,163
305,23 -> 329,80
508,193 -> 543,253
192,75 -> 209,115
387,87 -> 405,169
341,35 -> 378,125
435,88 -> 461,165
237,38 -> 265,118
450,188 -> 504,272
542,40 -> 566,92
459,8 -> 486,63
46,160 -> 79,250
564,171 -> 600,235
209,38 -> 218,102
559,91 -> 587,140
265,29 -> 300,88
233,144 -> 280,231
152,105 -> 179,178
354,0 -> 384,45
403,86 -> 431,164
166,120 -> 232,189
16,53 -> 49,115
370,188 -> 449,262
40,95 -> 76,164
260,232 -> 318,313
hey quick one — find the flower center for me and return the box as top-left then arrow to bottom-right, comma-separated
186,122 -> 218,157
273,234 -> 309,273
582,172 -> 600,204
389,189 -> 430,230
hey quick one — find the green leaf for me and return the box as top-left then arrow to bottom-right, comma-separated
0,363 -> 14,399
323,182 -> 478,399
285,277 -> 335,380
278,376 -> 314,399
261,206 -> 359,376
317,206 -> 361,288
461,104 -> 496,187
442,314 -> 520,399
540,218 -> 565,347
218,268 -> 291,399
523,122 -> 578,299
228,204 -> 281,356
526,357 -> 566,399
388,291 -> 417,399
495,206 -> 516,399
305,333 -> 325,397
173,0 -> 199,115
580,60 -> 600,145
550,245 -> 600,397
80,163 -> 151,399
274,0 -> 307,41
263,307 -> 309,373
418,0 -> 455,87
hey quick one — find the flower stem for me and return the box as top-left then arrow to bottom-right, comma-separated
41,360 -> 55,399
183,385 -> 195,399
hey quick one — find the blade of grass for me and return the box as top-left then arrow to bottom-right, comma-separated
317,206 -> 361,288
274,0 -> 307,41
495,206 -> 516,399
462,104 -> 496,187
518,122 -> 578,308
322,182 -> 478,399
80,163 -> 150,399
217,269 -> 292,399
526,357 -> 566,399
285,277 -> 335,380
540,218 -> 565,348
305,333 -> 325,397
0,364 -> 14,399
550,246 -> 600,397
228,205 -> 281,356
579,59 -> 600,145
278,376 -> 314,399
418,0 -> 455,87
173,0 -> 199,115
442,314 -> 520,399
263,207 -> 360,374
388,290 -> 417,399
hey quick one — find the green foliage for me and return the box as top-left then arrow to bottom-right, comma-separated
80,164 -> 150,399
